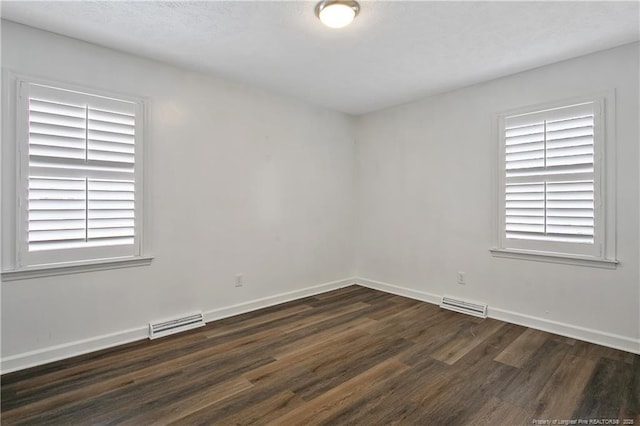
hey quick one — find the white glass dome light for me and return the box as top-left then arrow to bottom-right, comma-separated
315,1 -> 360,29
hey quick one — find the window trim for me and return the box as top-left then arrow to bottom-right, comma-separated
2,71 -> 152,278
490,91 -> 617,268
1,256 -> 154,282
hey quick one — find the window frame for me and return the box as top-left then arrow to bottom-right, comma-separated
490,92 -> 618,269
1,73 -> 152,280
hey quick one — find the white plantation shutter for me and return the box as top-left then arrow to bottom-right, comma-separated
501,101 -> 600,255
18,82 -> 142,266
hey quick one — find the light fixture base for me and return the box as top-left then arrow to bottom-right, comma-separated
315,0 -> 360,28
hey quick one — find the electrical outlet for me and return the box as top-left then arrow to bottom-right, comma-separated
235,273 -> 243,287
457,272 -> 466,285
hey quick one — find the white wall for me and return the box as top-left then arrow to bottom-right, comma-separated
356,43 -> 640,353
1,21 -> 356,370
2,22 -> 638,372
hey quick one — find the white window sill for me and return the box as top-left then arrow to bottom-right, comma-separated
1,256 -> 154,282
489,248 -> 618,269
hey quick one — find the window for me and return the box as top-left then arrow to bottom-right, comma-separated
492,96 -> 617,268
11,79 -> 147,272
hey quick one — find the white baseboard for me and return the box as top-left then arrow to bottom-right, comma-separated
1,326 -> 148,375
488,306 -> 640,355
1,277 -> 356,374
356,276 -> 640,355
203,277 -> 356,323
4,275 -> 635,374
355,277 -> 441,305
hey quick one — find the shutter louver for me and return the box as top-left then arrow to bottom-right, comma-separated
27,85 -> 136,253
504,103 -> 595,244
88,179 -> 135,246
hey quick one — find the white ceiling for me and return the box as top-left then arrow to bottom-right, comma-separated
2,1 -> 638,115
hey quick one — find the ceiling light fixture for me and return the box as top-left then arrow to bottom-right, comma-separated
315,0 -> 360,29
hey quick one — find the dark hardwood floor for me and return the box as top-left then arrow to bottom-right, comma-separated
2,285 -> 638,425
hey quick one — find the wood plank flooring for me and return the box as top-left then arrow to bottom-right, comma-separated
2,285 -> 638,425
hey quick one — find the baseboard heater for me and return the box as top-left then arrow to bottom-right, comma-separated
149,312 -> 205,339
440,296 -> 488,318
